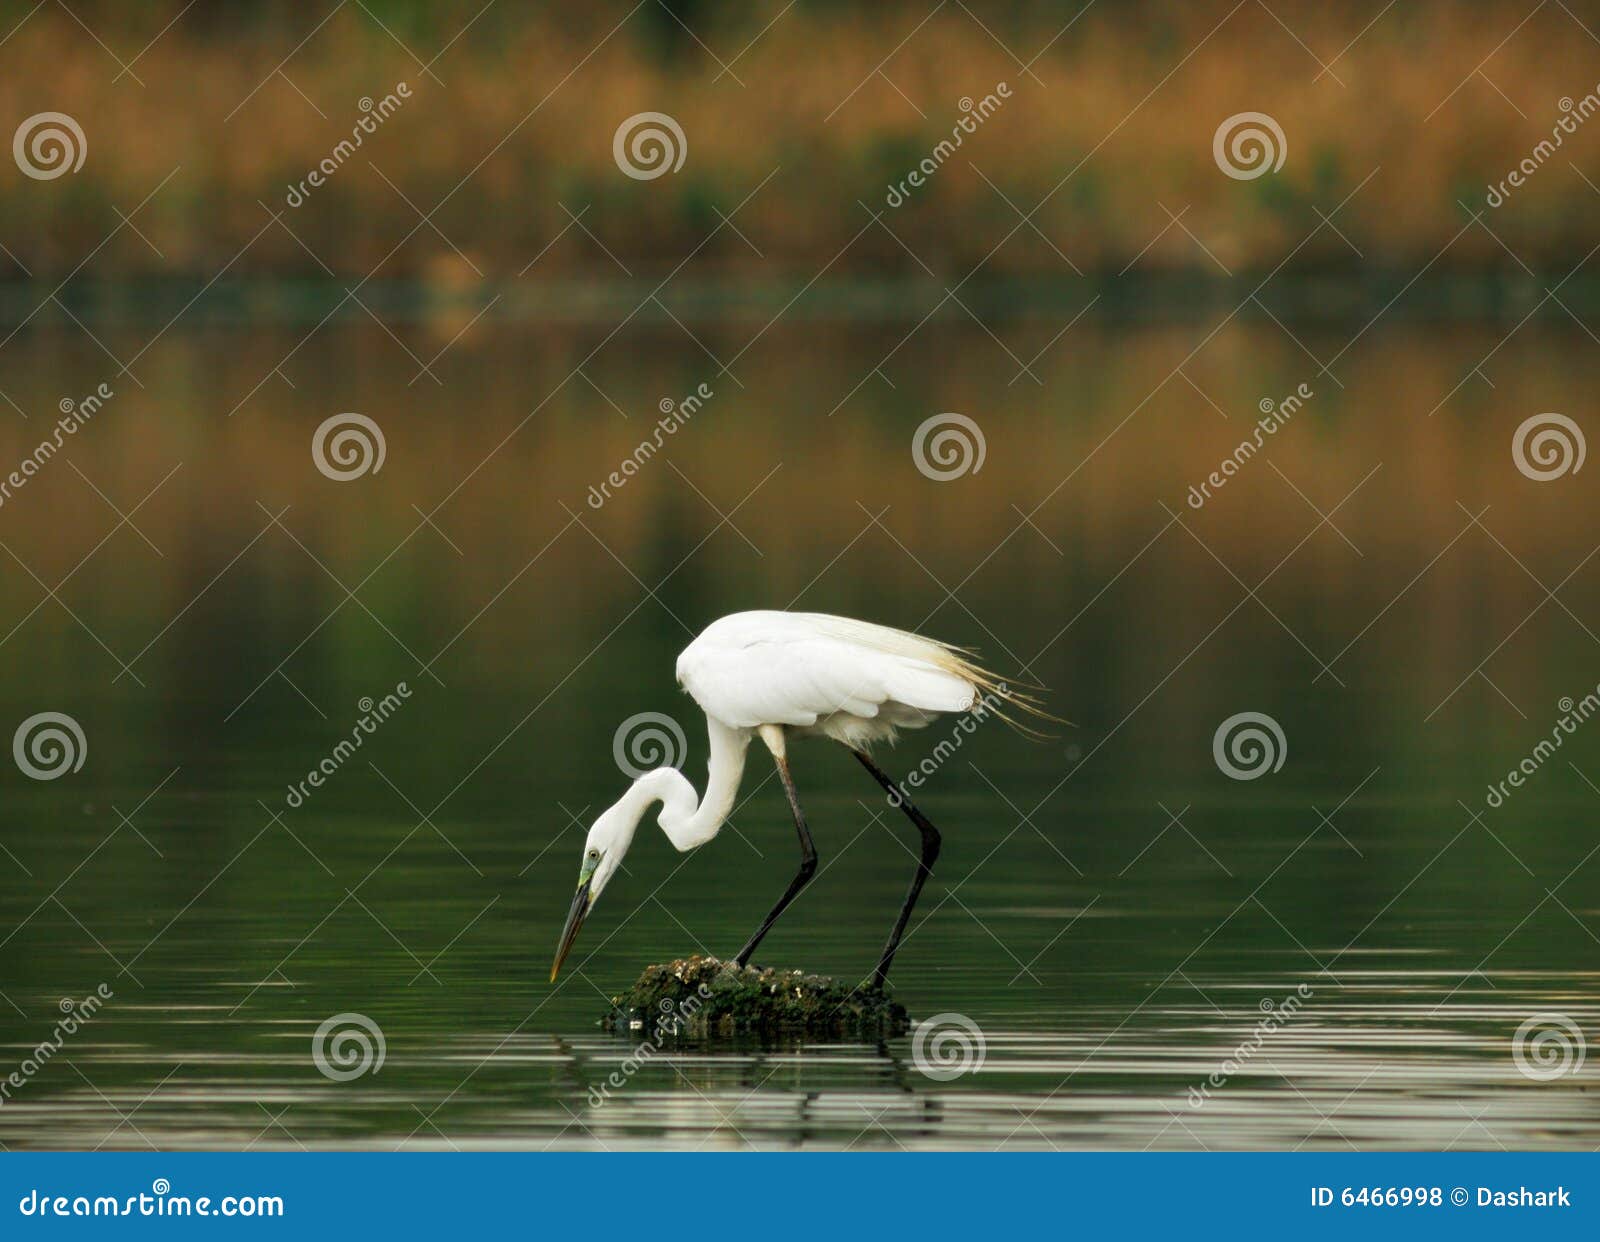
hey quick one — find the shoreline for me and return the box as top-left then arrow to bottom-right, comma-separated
0,270 -> 1594,329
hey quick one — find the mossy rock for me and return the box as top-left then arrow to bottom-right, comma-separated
600,954 -> 909,1038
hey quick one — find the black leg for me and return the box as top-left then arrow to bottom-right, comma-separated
854,749 -> 941,990
733,751 -> 817,968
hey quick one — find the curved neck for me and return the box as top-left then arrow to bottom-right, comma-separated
624,717 -> 749,851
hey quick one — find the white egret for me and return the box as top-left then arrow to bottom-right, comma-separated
550,610 -> 1042,989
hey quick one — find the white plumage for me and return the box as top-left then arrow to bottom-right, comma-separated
550,610 -> 1039,986
674,610 -> 984,748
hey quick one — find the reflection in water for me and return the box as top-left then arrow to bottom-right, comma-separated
0,317 -> 1597,1149
3,982 -> 1596,1150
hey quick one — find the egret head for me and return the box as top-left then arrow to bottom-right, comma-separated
549,799 -> 636,982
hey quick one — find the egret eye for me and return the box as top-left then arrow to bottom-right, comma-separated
587,848 -> 599,861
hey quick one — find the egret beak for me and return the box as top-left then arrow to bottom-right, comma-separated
550,862 -> 597,982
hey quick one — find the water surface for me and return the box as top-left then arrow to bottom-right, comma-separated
0,313 -> 1597,1149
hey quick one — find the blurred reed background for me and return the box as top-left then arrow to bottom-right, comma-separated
0,0 -> 1598,284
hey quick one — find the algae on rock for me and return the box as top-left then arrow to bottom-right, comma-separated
601,955 -> 909,1038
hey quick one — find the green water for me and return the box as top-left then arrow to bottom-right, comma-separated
0,313 -> 1597,1149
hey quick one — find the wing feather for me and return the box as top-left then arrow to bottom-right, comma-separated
676,612 -> 977,730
